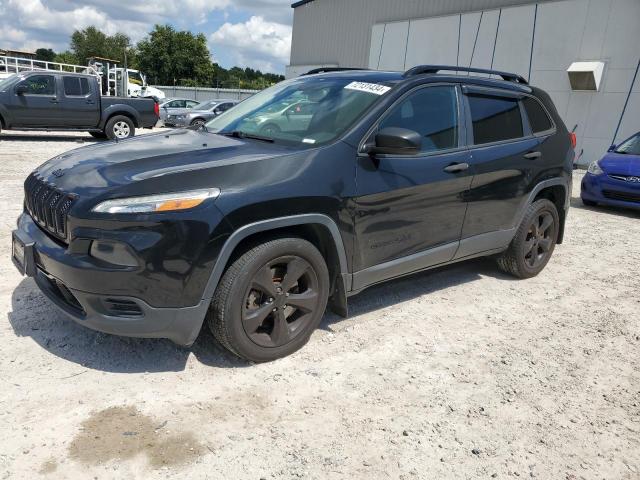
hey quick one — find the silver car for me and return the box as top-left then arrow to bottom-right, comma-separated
165,99 -> 238,127
159,98 -> 200,122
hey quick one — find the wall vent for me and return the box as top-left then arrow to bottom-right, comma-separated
567,61 -> 605,91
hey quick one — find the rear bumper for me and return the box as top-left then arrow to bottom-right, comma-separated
12,213 -> 211,346
581,173 -> 640,210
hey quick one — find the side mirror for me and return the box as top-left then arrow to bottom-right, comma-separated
366,127 -> 422,156
213,108 -> 223,115
607,144 -> 616,152
15,84 -> 28,95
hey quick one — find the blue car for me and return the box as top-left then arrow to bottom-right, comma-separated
581,132 -> 640,209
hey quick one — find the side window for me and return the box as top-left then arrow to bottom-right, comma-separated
63,77 -> 81,96
19,75 -> 55,95
379,86 -> 458,153
187,100 -> 199,108
522,96 -> 552,134
173,100 -> 186,108
80,78 -> 90,95
468,94 -> 523,144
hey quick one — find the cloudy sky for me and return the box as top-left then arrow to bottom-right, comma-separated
0,0 -> 293,73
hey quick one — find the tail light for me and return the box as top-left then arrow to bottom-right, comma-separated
154,101 -> 160,118
569,132 -> 577,149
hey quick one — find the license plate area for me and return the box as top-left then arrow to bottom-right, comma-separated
12,230 -> 36,277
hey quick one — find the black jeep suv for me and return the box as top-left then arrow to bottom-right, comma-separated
12,66 -> 574,362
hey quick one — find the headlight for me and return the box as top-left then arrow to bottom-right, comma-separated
587,161 -> 604,175
92,188 -> 220,214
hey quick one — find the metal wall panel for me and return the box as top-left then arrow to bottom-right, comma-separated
290,0 -> 557,68
491,5 -> 535,78
377,21 -> 410,71
404,16 -> 460,70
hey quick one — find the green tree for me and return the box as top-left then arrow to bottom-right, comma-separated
136,25 -> 213,86
35,48 -> 56,62
53,50 -> 79,65
70,26 -> 135,66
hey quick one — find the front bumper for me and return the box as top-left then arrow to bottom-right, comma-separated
12,214 -> 211,346
581,173 -> 640,210
164,117 -> 188,127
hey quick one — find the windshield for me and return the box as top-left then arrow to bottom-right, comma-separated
0,74 -> 18,90
128,70 -> 144,86
615,133 -> 640,155
206,76 -> 391,147
194,100 -> 218,111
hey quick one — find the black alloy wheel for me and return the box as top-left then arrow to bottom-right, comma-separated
523,210 -> 555,269
209,237 -> 330,362
242,255 -> 321,348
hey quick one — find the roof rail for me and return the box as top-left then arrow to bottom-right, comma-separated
403,65 -> 528,85
302,67 -> 369,76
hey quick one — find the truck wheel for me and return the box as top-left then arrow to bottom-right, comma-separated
105,115 -> 135,140
208,237 -> 330,362
89,131 -> 107,139
497,199 -> 559,279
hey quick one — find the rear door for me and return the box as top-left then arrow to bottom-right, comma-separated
459,87 -> 540,253
60,76 -> 100,127
352,84 -> 472,285
9,74 -> 59,126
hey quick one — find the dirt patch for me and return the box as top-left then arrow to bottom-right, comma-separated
68,405 -> 205,468
38,458 -> 57,474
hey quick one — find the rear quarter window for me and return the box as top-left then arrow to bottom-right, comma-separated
522,96 -> 553,133
468,94 -> 523,145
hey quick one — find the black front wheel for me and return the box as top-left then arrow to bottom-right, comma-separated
497,199 -> 559,279
208,238 -> 330,362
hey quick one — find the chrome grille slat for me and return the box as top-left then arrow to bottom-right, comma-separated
24,173 -> 75,243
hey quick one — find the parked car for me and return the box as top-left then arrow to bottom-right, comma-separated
238,100 -> 318,136
0,71 -> 158,139
164,99 -> 237,127
12,65 -> 574,362
159,98 -> 200,123
581,132 -> 640,209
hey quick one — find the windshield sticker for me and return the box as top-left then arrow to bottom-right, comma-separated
344,81 -> 391,96
302,138 -> 317,144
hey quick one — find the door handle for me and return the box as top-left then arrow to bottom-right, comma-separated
443,162 -> 470,173
524,151 -> 542,160
49,98 -> 58,104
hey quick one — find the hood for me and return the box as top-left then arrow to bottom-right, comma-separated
599,152 -> 640,176
36,129 -> 294,197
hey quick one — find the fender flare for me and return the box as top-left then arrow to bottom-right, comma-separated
99,104 -> 141,129
513,177 -> 570,229
200,214 -> 350,302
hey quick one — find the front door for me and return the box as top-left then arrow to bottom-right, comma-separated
9,74 -> 59,127
352,85 -> 472,288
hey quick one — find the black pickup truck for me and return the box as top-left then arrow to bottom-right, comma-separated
0,71 -> 158,139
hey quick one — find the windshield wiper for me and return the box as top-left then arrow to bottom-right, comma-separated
220,130 -> 274,143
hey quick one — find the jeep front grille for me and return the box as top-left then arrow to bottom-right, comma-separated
24,173 -> 75,243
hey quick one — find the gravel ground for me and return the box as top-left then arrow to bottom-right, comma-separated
0,130 -> 638,480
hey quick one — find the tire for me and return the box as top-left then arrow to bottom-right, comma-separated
89,131 -> 107,139
190,118 -> 205,127
208,237 -> 330,362
497,199 -> 560,279
105,115 -> 135,140
260,124 -> 280,136
581,197 -> 597,207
